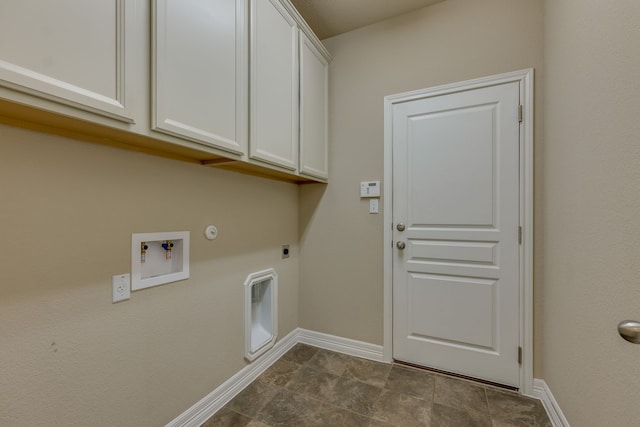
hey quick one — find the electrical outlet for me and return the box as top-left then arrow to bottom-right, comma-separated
112,274 -> 131,303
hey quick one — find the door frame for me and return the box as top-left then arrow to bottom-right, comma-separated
382,69 -> 534,394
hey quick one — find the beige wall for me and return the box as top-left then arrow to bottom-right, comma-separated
5,0 -> 639,425
300,0 -> 544,362
0,125 -> 299,426
541,0 -> 640,425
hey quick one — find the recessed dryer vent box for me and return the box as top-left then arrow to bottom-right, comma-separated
131,231 -> 189,291
244,268 -> 277,361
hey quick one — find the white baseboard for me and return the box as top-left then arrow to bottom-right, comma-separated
297,328 -> 385,362
165,328 -> 384,427
165,329 -> 299,427
531,379 -> 570,427
170,330 -> 567,427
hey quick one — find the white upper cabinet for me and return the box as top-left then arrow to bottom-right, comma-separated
152,0 -> 248,155
249,0 -> 299,171
299,32 -> 329,180
0,0 -> 135,123
0,0 -> 330,182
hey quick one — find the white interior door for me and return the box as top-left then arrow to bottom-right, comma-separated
392,80 -> 522,387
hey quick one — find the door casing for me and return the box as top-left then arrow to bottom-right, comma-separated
382,69 -> 534,394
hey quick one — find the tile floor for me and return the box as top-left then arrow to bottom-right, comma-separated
203,344 -> 551,427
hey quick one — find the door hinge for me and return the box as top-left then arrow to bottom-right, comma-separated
518,105 -> 523,123
518,226 -> 523,245
518,346 -> 523,365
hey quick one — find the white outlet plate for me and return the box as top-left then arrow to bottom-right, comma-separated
112,274 -> 131,303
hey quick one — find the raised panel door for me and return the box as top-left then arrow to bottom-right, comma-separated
152,0 -> 248,155
0,0 -> 135,122
299,32 -> 328,180
392,81 -> 522,387
249,0 -> 298,171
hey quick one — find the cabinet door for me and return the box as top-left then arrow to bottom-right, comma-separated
250,0 -> 298,171
0,0 -> 135,123
153,0 -> 248,155
299,32 -> 329,180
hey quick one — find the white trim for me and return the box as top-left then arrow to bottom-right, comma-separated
520,69 -> 535,395
165,329 -> 299,427
166,329 -> 567,427
383,69 -> 535,392
297,329 -> 384,362
383,90 -> 394,364
531,379 -> 571,427
165,328 -> 384,426
278,0 -> 332,62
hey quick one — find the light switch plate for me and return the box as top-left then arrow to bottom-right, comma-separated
369,199 -> 379,214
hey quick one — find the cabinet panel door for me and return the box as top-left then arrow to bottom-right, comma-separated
250,0 -> 298,171
153,0 -> 248,155
299,32 -> 329,180
0,0 -> 134,122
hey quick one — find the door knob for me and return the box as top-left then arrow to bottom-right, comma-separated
396,241 -> 406,250
618,320 -> 640,344
397,223 -> 406,231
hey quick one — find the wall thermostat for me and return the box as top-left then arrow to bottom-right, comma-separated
360,181 -> 380,198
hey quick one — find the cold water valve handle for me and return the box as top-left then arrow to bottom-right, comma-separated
161,240 -> 174,260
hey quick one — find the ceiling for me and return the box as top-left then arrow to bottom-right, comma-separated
290,0 -> 445,40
